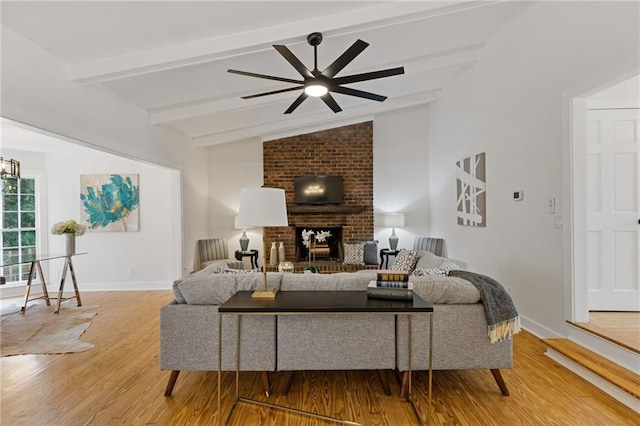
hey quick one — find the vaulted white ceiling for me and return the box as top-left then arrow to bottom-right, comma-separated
1,1 -> 525,146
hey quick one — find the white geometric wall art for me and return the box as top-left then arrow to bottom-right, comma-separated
456,152 -> 486,227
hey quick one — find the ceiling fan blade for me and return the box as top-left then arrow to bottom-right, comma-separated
242,86 -> 304,100
321,93 -> 343,113
228,69 -> 303,85
332,67 -> 405,85
284,92 -> 309,114
331,86 -> 387,102
273,45 -> 314,79
322,39 -> 369,78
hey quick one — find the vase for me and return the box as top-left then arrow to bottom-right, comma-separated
278,242 -> 285,263
269,242 -> 278,266
65,233 -> 76,256
239,230 -> 249,252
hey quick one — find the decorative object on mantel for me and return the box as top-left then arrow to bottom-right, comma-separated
383,213 -> 405,251
237,187 -> 288,299
278,261 -> 294,273
0,157 -> 20,179
51,220 -> 87,255
278,242 -> 286,262
270,242 -> 278,266
456,152 -> 486,227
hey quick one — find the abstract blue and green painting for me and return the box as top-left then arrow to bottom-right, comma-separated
80,174 -> 140,232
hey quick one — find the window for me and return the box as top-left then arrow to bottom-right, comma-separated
1,177 -> 37,283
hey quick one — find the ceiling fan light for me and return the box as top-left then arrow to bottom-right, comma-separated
304,84 -> 328,97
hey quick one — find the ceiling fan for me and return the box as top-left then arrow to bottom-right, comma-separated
228,32 -> 405,114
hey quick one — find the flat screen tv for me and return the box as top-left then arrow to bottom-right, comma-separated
294,176 -> 343,204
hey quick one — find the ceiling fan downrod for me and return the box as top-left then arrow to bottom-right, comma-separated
307,32 -> 323,74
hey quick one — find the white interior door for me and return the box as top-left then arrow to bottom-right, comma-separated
586,108 -> 640,311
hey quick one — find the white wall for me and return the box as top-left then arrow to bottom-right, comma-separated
204,108 -> 432,257
207,138 -> 264,257
374,105 -> 431,250
427,1 -> 639,337
45,147 -> 179,291
1,23 -> 210,279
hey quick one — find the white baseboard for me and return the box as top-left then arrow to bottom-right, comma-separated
520,315 -> 565,339
546,348 -> 640,413
0,281 -> 172,299
78,281 -> 173,291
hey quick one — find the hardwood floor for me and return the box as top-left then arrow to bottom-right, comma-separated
1,291 -> 638,425
570,311 -> 640,354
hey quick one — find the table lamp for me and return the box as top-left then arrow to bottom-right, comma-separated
237,187 -> 288,299
383,213 -> 405,251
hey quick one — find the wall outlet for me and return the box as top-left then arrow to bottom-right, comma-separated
127,268 -> 134,277
513,190 -> 524,201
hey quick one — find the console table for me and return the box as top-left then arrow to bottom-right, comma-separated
1,252 -> 86,314
218,290 -> 433,425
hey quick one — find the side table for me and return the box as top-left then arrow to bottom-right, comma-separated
234,249 -> 259,269
379,249 -> 400,268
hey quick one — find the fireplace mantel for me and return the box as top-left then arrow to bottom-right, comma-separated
287,205 -> 368,214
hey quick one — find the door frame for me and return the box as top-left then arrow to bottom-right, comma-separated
562,60 -> 639,324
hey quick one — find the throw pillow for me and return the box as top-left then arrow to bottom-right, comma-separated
391,249 -> 419,272
411,268 -> 450,276
343,243 -> 365,265
414,251 -> 442,269
356,240 -> 379,265
220,268 -> 260,274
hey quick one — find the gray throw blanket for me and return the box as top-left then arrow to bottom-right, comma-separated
449,270 -> 521,343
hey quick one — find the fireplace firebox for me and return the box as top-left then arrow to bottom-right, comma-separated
295,227 -> 342,262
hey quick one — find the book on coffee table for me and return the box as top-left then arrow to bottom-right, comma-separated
367,280 -> 413,301
375,271 -> 410,288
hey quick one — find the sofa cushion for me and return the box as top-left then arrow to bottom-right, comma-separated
173,270 -> 283,305
391,249 -> 419,272
280,272 -> 376,291
343,243 -> 365,265
415,251 -> 462,271
411,276 -> 480,304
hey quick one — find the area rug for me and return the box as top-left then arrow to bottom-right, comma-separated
0,303 -> 98,357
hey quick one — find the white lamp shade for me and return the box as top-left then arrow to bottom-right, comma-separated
383,213 -> 405,228
234,216 -> 253,230
237,187 -> 289,227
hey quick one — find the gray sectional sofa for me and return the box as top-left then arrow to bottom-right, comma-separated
160,249 -> 514,398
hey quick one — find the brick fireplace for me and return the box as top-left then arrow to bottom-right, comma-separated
263,122 -> 374,263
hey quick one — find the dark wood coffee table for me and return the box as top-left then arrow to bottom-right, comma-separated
217,290 -> 433,425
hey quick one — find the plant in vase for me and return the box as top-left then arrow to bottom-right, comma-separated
51,220 -> 87,255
